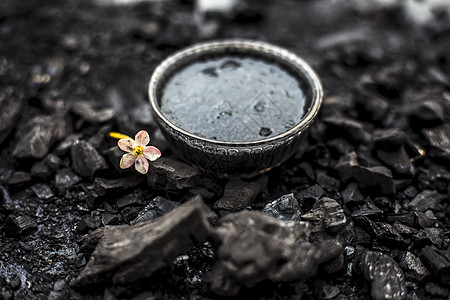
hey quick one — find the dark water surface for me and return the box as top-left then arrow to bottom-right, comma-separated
160,56 -> 307,142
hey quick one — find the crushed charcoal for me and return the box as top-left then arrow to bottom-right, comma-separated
53,134 -> 82,156
342,182 -> 365,206
353,165 -> 395,195
414,228 -> 445,248
120,206 -> 141,223
296,184 -> 324,211
392,222 -> 418,236
355,217 -> 404,246
375,147 -> 414,177
55,168 -> 81,191
322,284 -> 340,299
71,140 -> 108,178
403,185 -> 418,198
400,251 -> 430,282
407,100 -> 444,128
146,157 -> 200,191
130,196 -> 180,225
0,95 -> 24,144
335,152 -> 359,183
101,212 -> 118,226
214,176 -> 268,211
351,201 -> 384,218
415,211 -> 438,228
323,113 -> 366,143
301,197 -> 346,235
316,171 -> 340,192
75,196 -> 214,286
419,246 -> 450,285
116,192 -> 142,208
423,124 -> 450,161
94,176 -> 144,198
262,193 -> 302,221
31,183 -> 54,200
360,251 -> 407,300
2,214 -> 37,236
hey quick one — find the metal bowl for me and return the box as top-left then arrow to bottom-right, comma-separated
148,40 -> 323,177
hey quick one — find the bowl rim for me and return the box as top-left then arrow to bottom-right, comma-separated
148,39 -> 323,147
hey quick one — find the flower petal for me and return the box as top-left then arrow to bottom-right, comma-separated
118,139 -> 136,153
120,153 -> 136,169
135,155 -> 149,174
135,130 -> 150,146
143,146 -> 161,161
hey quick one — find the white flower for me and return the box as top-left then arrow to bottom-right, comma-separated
117,130 -> 161,174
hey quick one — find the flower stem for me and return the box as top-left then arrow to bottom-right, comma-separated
109,132 -> 132,140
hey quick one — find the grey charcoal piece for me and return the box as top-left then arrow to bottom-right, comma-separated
262,193 -> 302,221
74,196 -> 214,286
71,140 -> 107,177
215,176 -> 268,211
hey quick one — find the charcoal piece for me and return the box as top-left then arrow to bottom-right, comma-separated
392,222 -> 418,236
70,101 -> 115,123
342,182 -> 365,205
12,115 -> 57,159
88,125 -> 111,150
53,134 -> 82,155
130,196 -> 180,225
104,146 -> 125,173
356,95 -> 389,122
116,193 -> 142,208
386,213 -> 415,227
120,207 -> 141,223
353,165 -> 395,195
423,124 -> 450,160
55,168 -> 81,191
262,193 -> 301,221
323,113 -> 365,142
373,129 -> 407,151
425,282 -> 449,297
360,251 -> 407,300
296,184 -> 324,210
415,211 -> 437,228
210,211 -> 342,295
74,196 -> 214,286
408,100 -> 444,127
351,201 -> 383,218
301,197 -> 346,235
6,172 -> 32,188
404,186 -> 418,198
335,152 -> 358,183
322,284 -> 340,299
407,190 -> 446,212
147,157 -> 200,191
376,148 -> 414,177
400,251 -> 430,281
101,212 -> 118,226
214,176 -> 267,211
420,246 -> 450,285
414,228 -> 444,248
355,217 -> 404,245
94,176 -> 144,198
326,138 -> 354,156
2,214 -> 37,236
31,183 -> 54,200
0,95 -> 24,144
71,140 -> 107,177
316,171 -> 340,192
31,161 -> 51,179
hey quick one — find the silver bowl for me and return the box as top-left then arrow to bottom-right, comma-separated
148,40 -> 323,177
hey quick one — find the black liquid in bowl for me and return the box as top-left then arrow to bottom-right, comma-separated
149,40 -> 322,177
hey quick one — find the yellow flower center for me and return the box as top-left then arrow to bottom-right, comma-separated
133,146 -> 144,156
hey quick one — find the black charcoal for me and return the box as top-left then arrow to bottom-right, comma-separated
262,193 -> 301,221
71,140 -> 107,177
130,196 -> 180,225
420,246 -> 450,285
214,176 -> 267,211
2,214 -> 37,236
31,183 -> 54,200
400,251 -> 430,281
407,190 -> 446,212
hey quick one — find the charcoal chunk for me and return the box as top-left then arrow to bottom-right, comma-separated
12,115 -> 57,159
407,190 -> 446,212
2,214 -> 37,236
342,182 -> 365,205
400,251 -> 430,281
301,197 -> 346,235
214,176 -> 267,211
414,228 -> 445,248
353,165 -> 395,195
376,148 -> 414,177
373,129 -> 408,151
55,168 -> 81,191
262,193 -> 301,221
94,176 -> 144,198
408,100 -> 444,127
335,152 -> 358,183
70,101 -> 115,123
71,140 -> 107,177
360,251 -> 407,300
74,196 -> 214,286
31,183 -> 54,200
0,96 -> 24,144
420,246 -> 450,285
296,184 -> 324,210
147,157 -> 200,191
6,172 -> 32,189
323,113 -> 366,142
210,211 -> 342,295
423,124 -> 450,161
130,196 -> 180,225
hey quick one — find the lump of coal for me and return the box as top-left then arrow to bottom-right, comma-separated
407,100 -> 444,128
12,115 -> 57,159
353,165 -> 395,195
71,140 -> 107,178
214,176 -> 267,211
360,251 -> 407,300
74,196 -> 214,286
31,183 -> 54,200
2,214 -> 37,236
209,211 -> 342,295
147,157 -> 200,191
130,196 -> 180,225
262,193 -> 301,221
55,168 -> 81,191
423,124 -> 450,161
301,197 -> 346,235
0,96 -> 24,144
323,113 -> 366,143
70,100 -> 115,123
420,246 -> 450,285
400,251 -> 430,281
406,190 -> 446,212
